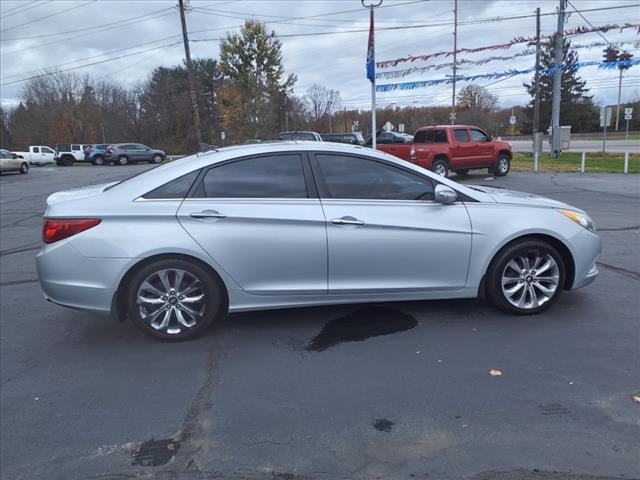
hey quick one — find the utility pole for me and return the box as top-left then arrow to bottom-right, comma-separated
615,66 -> 623,130
178,0 -> 203,146
550,0 -> 567,156
344,106 -> 348,132
451,0 -> 458,125
533,7 -> 541,135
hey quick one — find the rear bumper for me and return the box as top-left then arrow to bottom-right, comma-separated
36,240 -> 129,314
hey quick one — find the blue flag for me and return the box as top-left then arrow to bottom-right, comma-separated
366,9 -> 375,83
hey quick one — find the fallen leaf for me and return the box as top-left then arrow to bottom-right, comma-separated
489,369 -> 503,377
632,395 -> 640,404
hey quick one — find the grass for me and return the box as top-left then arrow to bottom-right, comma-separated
512,152 -> 640,174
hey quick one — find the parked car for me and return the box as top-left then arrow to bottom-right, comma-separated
0,149 -> 29,174
55,144 -> 92,166
12,145 -> 56,166
410,125 -> 512,177
105,143 -> 166,165
84,144 -> 109,165
276,131 -> 323,141
36,142 -> 600,341
321,132 -> 366,145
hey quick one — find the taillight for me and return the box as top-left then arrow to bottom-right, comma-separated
410,147 -> 416,161
43,218 -> 101,244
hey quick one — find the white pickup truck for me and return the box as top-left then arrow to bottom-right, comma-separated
12,146 -> 56,166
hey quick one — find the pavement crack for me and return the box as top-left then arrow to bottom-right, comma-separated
0,244 -> 41,257
596,261 -> 640,281
0,278 -> 39,287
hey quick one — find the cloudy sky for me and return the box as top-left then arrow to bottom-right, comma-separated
1,0 -> 639,111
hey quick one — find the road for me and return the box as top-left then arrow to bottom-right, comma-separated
1,165 -> 639,480
510,139 -> 640,153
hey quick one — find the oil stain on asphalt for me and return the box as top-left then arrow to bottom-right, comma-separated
373,418 -> 395,433
305,306 -> 417,352
131,438 -> 180,466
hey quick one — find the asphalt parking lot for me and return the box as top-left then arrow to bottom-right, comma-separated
1,165 -> 639,480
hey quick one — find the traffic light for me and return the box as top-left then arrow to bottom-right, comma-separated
602,46 -> 620,63
618,50 -> 634,70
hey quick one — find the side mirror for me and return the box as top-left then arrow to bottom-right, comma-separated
434,184 -> 458,204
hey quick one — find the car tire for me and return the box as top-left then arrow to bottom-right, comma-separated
486,239 -> 565,315
116,155 -> 129,166
494,154 -> 510,177
60,156 -> 75,167
151,154 -> 163,164
92,155 -> 105,166
454,169 -> 469,176
20,162 -> 29,174
127,258 -> 226,341
431,158 -> 449,177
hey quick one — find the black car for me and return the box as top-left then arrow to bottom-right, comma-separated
105,143 -> 166,165
320,132 -> 366,145
364,130 -> 413,146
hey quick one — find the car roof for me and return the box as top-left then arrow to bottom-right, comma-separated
417,125 -> 480,130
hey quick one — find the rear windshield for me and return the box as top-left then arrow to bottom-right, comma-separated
277,132 -> 317,141
414,130 -> 448,144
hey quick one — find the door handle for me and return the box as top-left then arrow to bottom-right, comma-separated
189,210 -> 226,219
331,216 -> 364,226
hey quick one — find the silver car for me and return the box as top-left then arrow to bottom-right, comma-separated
36,142 -> 601,341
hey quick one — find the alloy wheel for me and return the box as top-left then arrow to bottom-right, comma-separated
501,253 -> 560,310
136,269 -> 206,335
434,163 -> 447,176
498,157 -> 509,174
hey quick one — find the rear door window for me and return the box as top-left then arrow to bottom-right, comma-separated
143,170 -> 199,199
33,147 -> 40,153
454,129 -> 470,142
201,154 -> 308,198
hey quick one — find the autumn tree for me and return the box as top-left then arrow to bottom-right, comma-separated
457,84 -> 498,111
524,38 -> 598,133
218,20 -> 296,142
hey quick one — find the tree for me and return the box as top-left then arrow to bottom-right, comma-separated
524,38 -> 598,133
456,84 -> 498,111
218,20 -> 296,142
303,84 -> 341,131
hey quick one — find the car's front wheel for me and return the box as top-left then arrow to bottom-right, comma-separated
494,154 -> 510,176
20,162 -> 29,174
116,155 -> 128,166
127,259 -> 225,341
151,154 -> 163,164
92,155 -> 105,166
486,239 -> 565,315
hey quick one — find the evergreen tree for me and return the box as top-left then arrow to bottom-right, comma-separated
524,38 -> 599,133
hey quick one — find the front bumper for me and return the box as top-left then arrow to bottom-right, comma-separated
36,240 -> 129,315
568,228 -> 601,290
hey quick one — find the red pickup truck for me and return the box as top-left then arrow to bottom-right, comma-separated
376,125 -> 512,177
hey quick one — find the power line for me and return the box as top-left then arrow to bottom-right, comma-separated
1,7 -> 174,41
0,0 -> 96,33
0,0 -> 53,20
567,0 -> 610,44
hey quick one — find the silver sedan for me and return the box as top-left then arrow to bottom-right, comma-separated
36,142 -> 601,341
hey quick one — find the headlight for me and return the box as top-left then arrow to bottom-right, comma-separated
558,209 -> 596,232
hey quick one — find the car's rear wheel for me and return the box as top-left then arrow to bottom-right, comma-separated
432,158 -> 449,177
127,259 -> 225,341
486,239 -> 565,315
117,155 -> 129,166
92,155 -> 105,166
494,154 -> 510,177
20,162 -> 29,174
454,168 -> 469,176
151,154 -> 163,164
60,155 -> 74,167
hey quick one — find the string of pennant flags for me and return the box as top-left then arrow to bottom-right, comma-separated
375,58 -> 640,92
375,38 -> 640,80
376,23 -> 640,69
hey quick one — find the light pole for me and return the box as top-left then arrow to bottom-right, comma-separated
363,0 -> 382,149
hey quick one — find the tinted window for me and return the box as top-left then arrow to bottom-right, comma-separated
470,129 -> 489,142
56,144 -> 71,152
454,129 -> 470,142
377,132 -> 394,144
72,145 -> 81,151
42,147 -> 54,154
33,147 -> 40,153
316,154 -> 434,201
143,170 -> 199,199
202,154 -> 307,198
